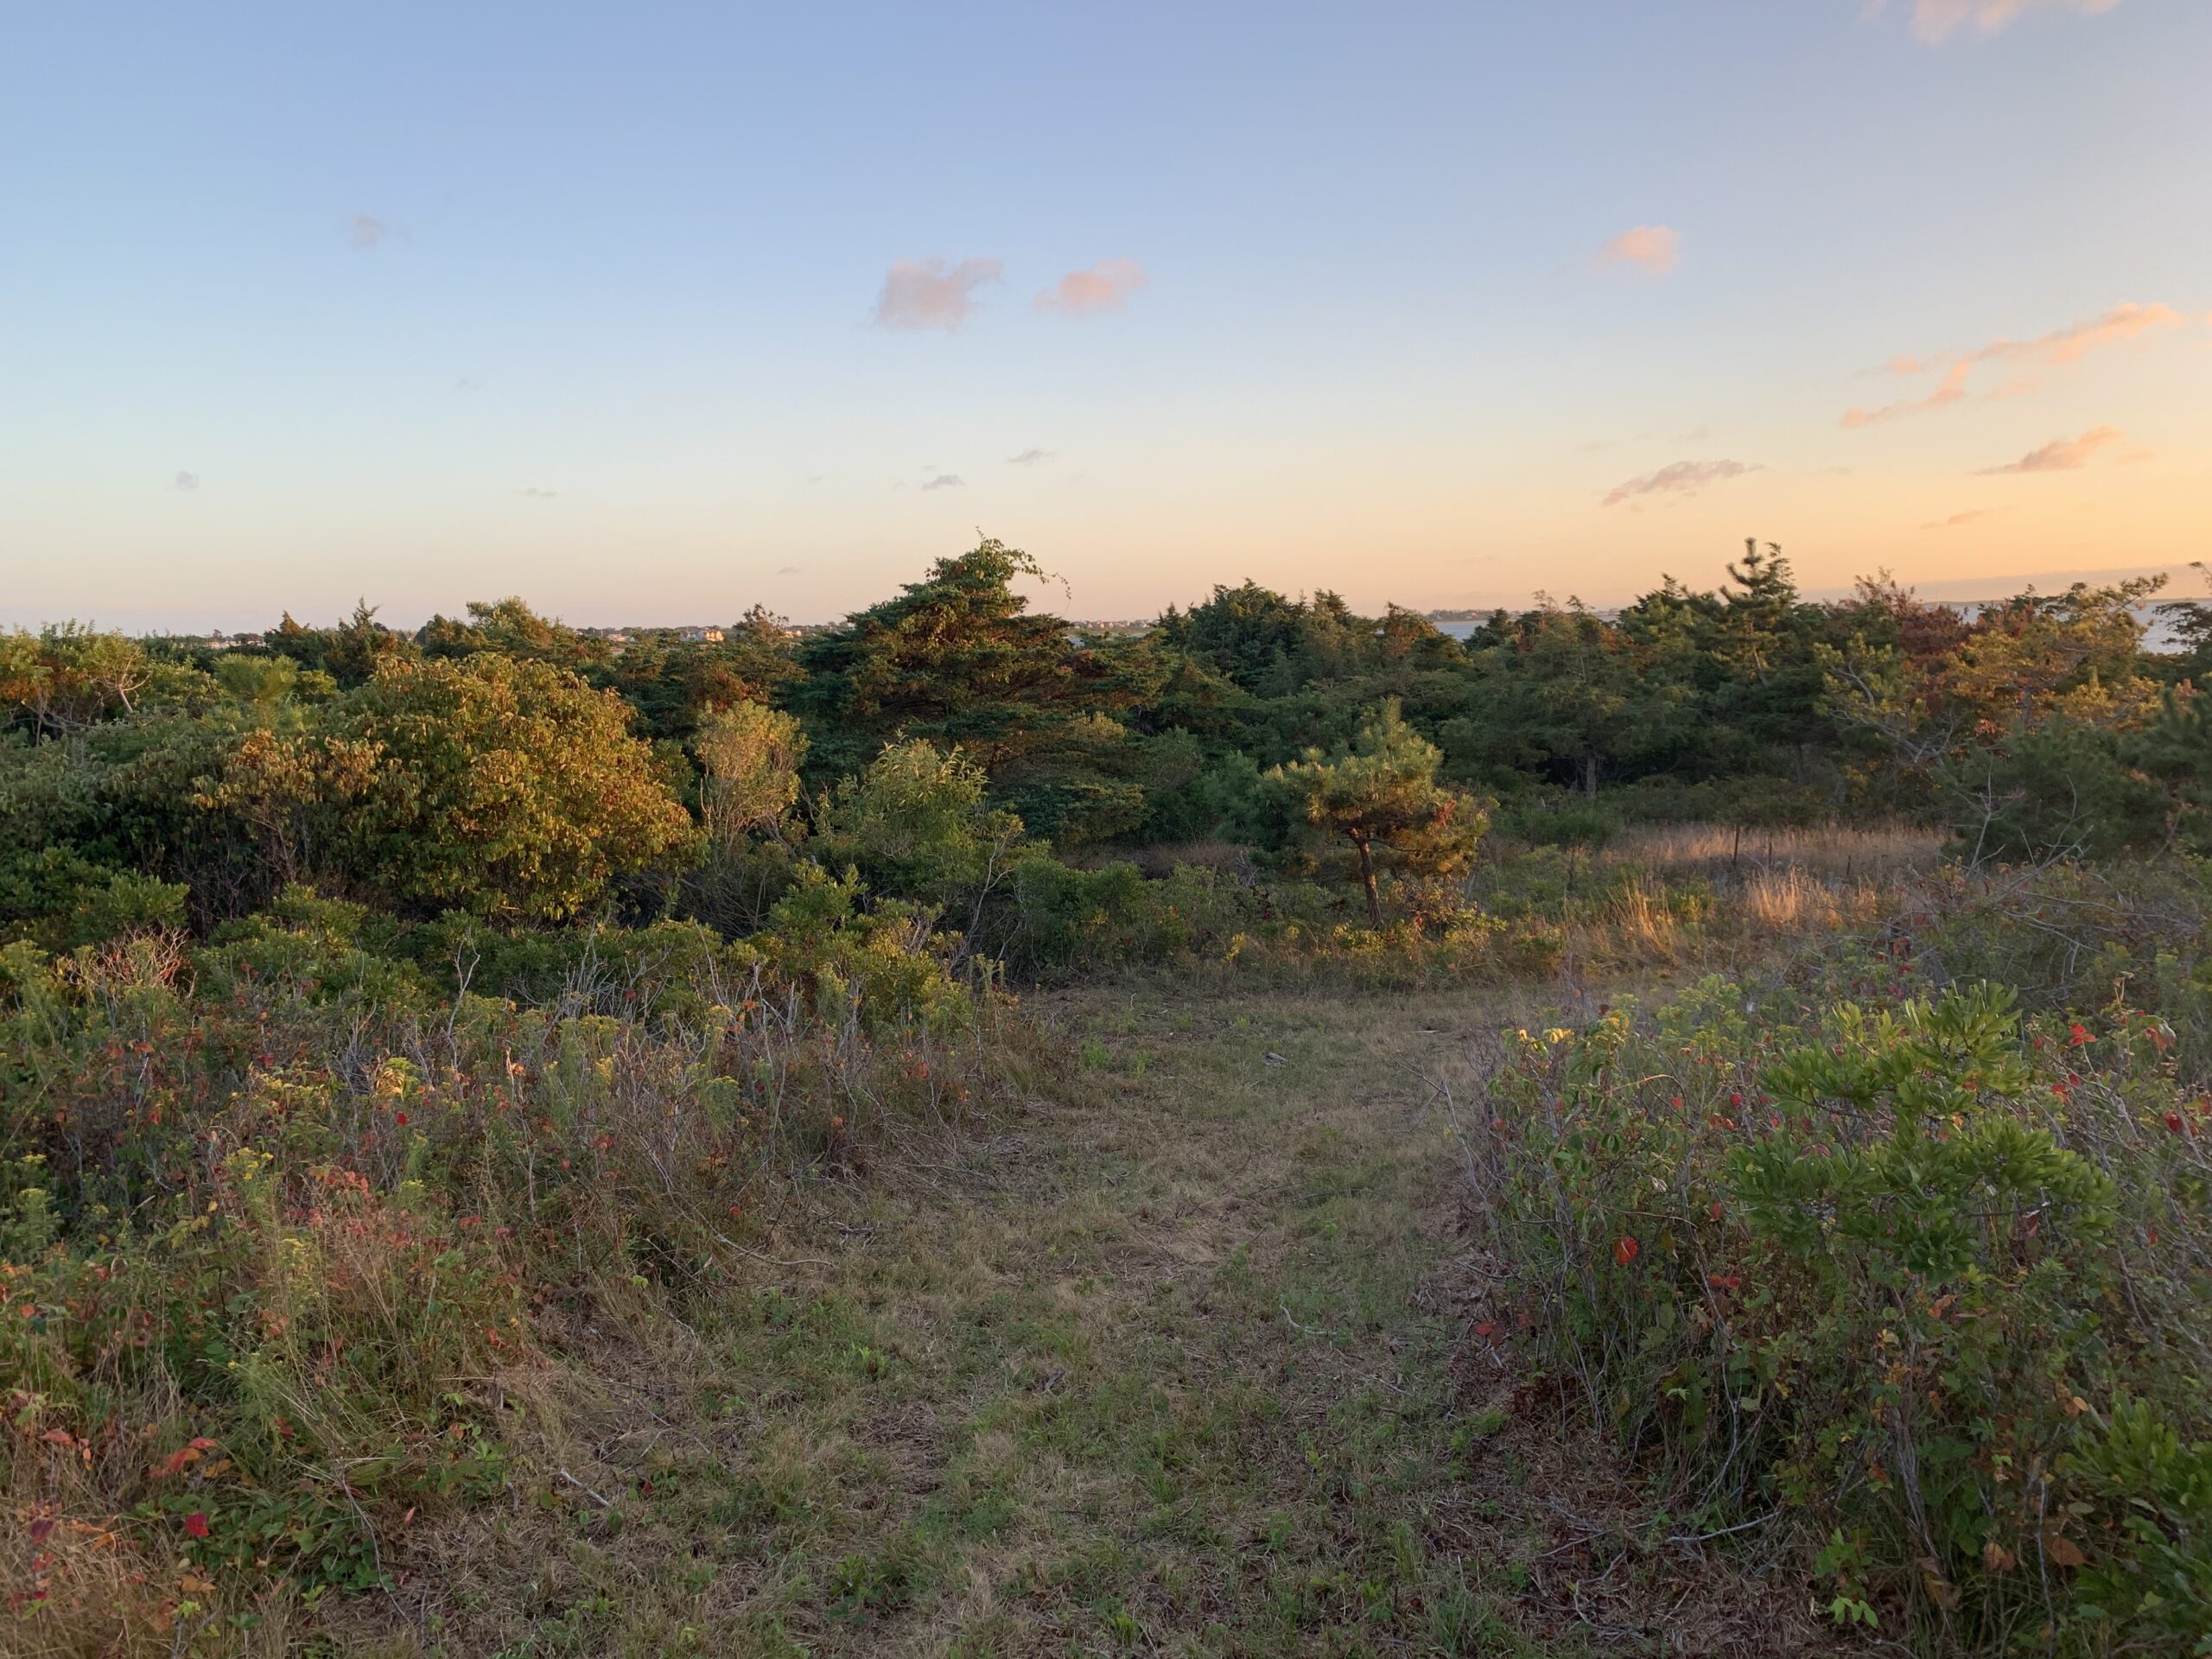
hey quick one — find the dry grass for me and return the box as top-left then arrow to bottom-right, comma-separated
277,988 -> 1580,1655
257,980 -> 1841,1656
1525,821 -> 1942,974
1595,819 -> 1943,885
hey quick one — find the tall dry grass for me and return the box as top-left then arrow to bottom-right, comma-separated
1596,819 -> 1944,884
1530,820 -> 1942,971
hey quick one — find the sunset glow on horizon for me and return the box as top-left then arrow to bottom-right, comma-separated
3,1 -> 2207,631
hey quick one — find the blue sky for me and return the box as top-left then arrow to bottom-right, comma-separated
3,1 -> 2208,629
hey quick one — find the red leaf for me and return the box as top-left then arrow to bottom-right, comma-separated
182,1511 -> 210,1539
1614,1236 -> 1640,1268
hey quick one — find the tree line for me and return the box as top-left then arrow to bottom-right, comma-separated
5,537 -> 2209,962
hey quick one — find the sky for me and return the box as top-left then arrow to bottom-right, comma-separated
3,0 -> 2209,631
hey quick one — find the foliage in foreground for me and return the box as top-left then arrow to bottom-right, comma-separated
1460,942 -> 2212,1653
0,904 -> 1042,1645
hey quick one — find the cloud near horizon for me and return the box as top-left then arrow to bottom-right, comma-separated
1601,458 -> 1757,507
1866,0 -> 2126,44
1843,302 -> 2191,427
1976,424 -> 2128,474
1593,225 -> 1681,276
874,257 -> 1003,331
1034,258 -> 1149,315
1923,507 -> 1997,530
919,474 -> 964,491
1007,448 -> 1052,465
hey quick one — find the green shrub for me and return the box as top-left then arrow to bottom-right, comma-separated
0,904 -> 1025,1610
0,844 -> 188,950
1465,976 -> 2212,1652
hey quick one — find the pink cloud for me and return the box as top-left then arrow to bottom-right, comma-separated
1034,258 -> 1149,316
874,257 -> 1004,331
1843,302 -> 2194,427
1975,425 -> 2129,474
1922,507 -> 1998,531
1602,458 -> 1758,507
1843,359 -> 1974,428
1593,225 -> 1681,276
1865,0 -> 2125,43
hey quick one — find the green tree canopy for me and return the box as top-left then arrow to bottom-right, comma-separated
1273,701 -> 1486,925
793,538 -> 1136,781
330,655 -> 696,920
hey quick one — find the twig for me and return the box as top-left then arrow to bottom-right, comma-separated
713,1232 -> 832,1269
1666,1510 -> 1774,1546
559,1467 -> 613,1509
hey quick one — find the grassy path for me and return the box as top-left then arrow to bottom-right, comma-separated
391,987 -> 1564,1658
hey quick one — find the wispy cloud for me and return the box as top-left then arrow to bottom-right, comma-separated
1975,424 -> 2128,474
777,564 -> 801,575
518,486 -> 559,499
1601,458 -> 1757,507
1007,448 -> 1052,466
348,214 -> 391,251
874,257 -> 1003,331
1593,225 -> 1681,276
1034,258 -> 1149,315
920,474 -> 964,492
1843,302 -> 2194,427
171,470 -> 200,493
1866,0 -> 2125,45
1923,507 -> 1998,530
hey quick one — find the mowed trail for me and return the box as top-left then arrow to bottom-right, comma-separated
379,988 -> 1567,1659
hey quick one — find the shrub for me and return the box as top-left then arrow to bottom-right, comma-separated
816,739 -> 1024,913
334,653 -> 699,920
0,901 -> 1024,1624
1460,977 -> 2212,1653
756,864 -> 969,1027
1270,701 -> 1486,926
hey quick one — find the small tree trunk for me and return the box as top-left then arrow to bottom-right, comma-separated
1582,753 -> 1599,799
1356,836 -> 1382,928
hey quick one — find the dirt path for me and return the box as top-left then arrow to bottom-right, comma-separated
397,987 -> 1570,1658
